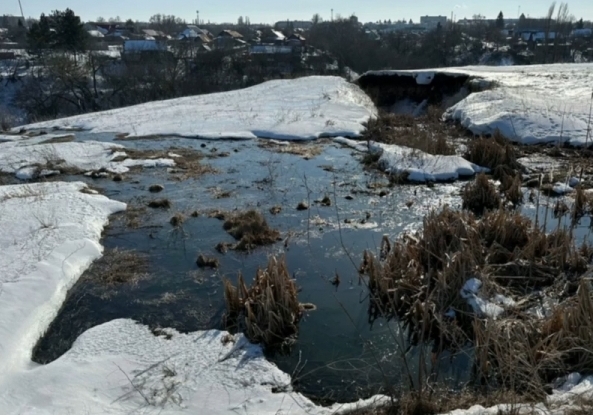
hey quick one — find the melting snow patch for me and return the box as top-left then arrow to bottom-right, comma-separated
0,139 -> 175,179
333,137 -> 486,182
460,278 -> 505,319
552,182 -> 574,195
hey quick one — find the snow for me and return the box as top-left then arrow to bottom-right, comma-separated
0,319 -> 387,414
334,137 -> 486,182
552,182 -> 575,195
569,177 -> 580,188
0,182 -> 126,373
0,138 -> 175,179
0,181 -> 388,414
443,374 -> 593,415
460,278 -> 505,319
21,77 -> 376,141
362,64 -> 593,147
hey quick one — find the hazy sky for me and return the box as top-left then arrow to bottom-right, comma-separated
5,0 -> 593,23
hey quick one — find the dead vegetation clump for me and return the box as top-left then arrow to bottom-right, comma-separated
462,173 -> 501,215
362,112 -> 455,156
464,134 -> 521,180
196,254 -> 219,269
170,212 -> 185,227
222,210 -> 280,251
360,206 -> 592,397
258,140 -> 324,159
149,184 -> 164,193
83,248 -> 149,286
148,198 -> 171,209
223,256 -> 304,349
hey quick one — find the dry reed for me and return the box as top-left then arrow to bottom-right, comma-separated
223,256 -> 303,349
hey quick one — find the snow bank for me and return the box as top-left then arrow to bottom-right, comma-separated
334,137 -> 485,182
0,319 -> 387,414
0,182 -> 126,373
362,64 -> 593,147
0,138 -> 175,179
21,77 -> 376,141
443,374 -> 593,415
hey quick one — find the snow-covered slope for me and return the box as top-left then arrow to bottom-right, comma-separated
22,76 -> 376,141
362,64 -> 593,146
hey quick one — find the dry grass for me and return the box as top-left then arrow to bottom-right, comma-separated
464,134 -> 521,181
196,254 -> 219,269
38,134 -> 76,144
170,212 -> 185,227
360,206 -> 590,392
148,198 -> 171,209
82,248 -> 149,286
462,173 -> 501,215
149,184 -> 164,193
222,210 -> 280,251
362,112 -> 455,156
126,147 -> 215,180
259,141 -> 324,159
223,256 -> 303,349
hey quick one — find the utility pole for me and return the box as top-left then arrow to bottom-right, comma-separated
331,9 -> 333,21
18,0 -> 27,28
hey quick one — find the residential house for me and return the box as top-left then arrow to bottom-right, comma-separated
571,28 -> 592,38
215,30 -> 246,49
274,20 -> 313,31
261,29 -> 285,45
517,29 -> 556,42
142,29 -> 169,40
0,15 -> 21,28
420,16 -> 447,30
286,33 -> 306,47
123,39 -> 167,53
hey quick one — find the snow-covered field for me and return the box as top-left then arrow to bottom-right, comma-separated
21,76 -> 376,141
363,64 -> 593,147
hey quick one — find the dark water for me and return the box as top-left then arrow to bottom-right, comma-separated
32,132 -> 593,402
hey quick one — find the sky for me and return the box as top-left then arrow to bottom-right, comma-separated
5,0 -> 592,24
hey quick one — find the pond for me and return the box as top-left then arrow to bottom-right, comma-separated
31,132 -> 593,403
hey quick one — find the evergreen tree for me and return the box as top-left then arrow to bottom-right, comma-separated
51,9 -> 87,53
496,11 -> 505,29
518,13 -> 526,30
26,14 -> 54,54
576,18 -> 584,29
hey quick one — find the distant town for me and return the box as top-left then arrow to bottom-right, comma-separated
0,5 -> 592,123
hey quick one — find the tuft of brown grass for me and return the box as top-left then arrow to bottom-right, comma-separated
170,212 -> 185,227
464,134 -> 520,180
361,205 -> 591,394
85,248 -> 149,286
223,256 -> 303,349
462,173 -> 501,215
501,174 -> 523,207
362,112 -> 455,156
148,198 -> 171,209
149,184 -> 164,193
196,254 -> 219,268
222,210 -> 280,251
